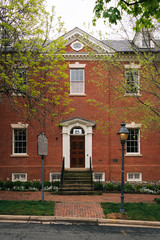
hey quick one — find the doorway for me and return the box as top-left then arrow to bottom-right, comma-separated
70,135 -> 85,168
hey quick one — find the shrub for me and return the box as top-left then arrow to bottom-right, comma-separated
0,180 -> 5,190
32,181 -> 42,190
52,181 -> 60,188
124,183 -> 135,193
23,181 -> 32,189
44,181 -> 51,188
135,184 -> 143,193
155,198 -> 160,203
113,183 -> 121,191
106,182 -> 114,191
5,181 -> 14,189
94,182 -> 104,191
14,181 -> 22,187
146,184 -> 154,191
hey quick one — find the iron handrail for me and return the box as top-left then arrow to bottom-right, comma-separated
90,156 -> 93,187
61,157 -> 65,186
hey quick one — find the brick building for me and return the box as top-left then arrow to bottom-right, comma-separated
0,27 -> 159,184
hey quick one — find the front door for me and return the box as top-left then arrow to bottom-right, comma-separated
70,135 -> 85,168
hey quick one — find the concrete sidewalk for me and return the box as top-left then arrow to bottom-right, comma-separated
0,191 -> 159,227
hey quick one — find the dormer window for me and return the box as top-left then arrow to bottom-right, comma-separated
71,41 -> 84,51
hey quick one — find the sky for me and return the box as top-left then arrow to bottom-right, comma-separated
46,0 -> 121,40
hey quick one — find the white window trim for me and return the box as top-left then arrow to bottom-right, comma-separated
50,173 -> 61,182
124,63 -> 141,96
125,122 -> 142,157
93,172 -> 105,182
69,62 -> 86,95
11,122 -> 28,157
12,173 -> 27,182
71,41 -> 84,51
127,172 -> 142,182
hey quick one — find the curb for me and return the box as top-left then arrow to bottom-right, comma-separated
0,215 -> 160,227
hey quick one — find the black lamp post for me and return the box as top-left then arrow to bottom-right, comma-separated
117,122 -> 129,214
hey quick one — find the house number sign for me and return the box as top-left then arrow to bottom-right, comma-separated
37,132 -> 48,156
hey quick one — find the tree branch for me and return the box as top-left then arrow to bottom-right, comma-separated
120,0 -> 147,6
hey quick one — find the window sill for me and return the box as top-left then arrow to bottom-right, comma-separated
69,94 -> 86,97
10,154 -> 29,158
125,154 -> 142,157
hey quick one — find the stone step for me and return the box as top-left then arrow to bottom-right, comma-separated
59,169 -> 93,195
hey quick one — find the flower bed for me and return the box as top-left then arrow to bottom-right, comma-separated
94,181 -> 160,195
0,180 -> 60,192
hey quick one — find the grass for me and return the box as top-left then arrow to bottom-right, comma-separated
101,202 -> 160,221
0,200 -> 55,216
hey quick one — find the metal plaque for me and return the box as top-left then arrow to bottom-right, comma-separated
37,132 -> 48,156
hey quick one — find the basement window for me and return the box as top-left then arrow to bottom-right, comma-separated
50,173 -> 61,182
93,173 -> 105,182
12,173 -> 27,182
127,172 -> 142,182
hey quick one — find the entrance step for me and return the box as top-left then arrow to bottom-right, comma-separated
57,169 -> 98,195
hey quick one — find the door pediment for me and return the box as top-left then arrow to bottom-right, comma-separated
60,117 -> 96,128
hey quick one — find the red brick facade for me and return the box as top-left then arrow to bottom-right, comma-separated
0,28 -> 159,183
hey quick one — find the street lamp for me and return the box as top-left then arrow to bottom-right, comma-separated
117,122 -> 129,214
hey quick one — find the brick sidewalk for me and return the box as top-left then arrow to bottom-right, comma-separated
0,191 -> 158,219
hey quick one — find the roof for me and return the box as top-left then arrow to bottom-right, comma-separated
102,39 -> 160,52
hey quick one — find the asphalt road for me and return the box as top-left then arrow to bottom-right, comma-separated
0,222 -> 160,240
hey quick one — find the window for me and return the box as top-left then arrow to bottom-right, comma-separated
127,172 -> 142,182
13,128 -> 27,154
50,173 -> 61,182
71,41 -> 84,51
12,173 -> 27,182
126,128 -> 140,154
125,68 -> 139,94
93,173 -> 105,182
11,123 -> 28,156
70,69 -> 84,94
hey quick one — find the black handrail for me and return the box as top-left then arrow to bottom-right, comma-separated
90,156 -> 93,187
61,157 -> 65,186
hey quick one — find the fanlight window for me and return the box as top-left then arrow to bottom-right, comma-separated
70,127 -> 85,135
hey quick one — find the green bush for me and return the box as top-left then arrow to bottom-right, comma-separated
44,181 -> 51,188
106,182 -> 114,191
52,181 -> 60,188
14,181 -> 22,187
135,184 -> 143,193
23,181 -> 32,189
146,184 -> 154,190
0,180 -> 5,190
94,182 -> 103,191
32,181 -> 42,190
124,183 -> 135,193
5,181 -> 14,189
113,183 -> 121,191
155,198 -> 160,203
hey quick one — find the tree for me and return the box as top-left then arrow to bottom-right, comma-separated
87,28 -> 160,133
93,0 -> 160,31
0,0 -> 72,129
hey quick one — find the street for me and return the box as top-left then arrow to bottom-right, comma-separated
0,222 -> 160,240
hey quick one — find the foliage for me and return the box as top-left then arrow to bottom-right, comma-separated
92,181 -> 160,194
93,0 -> 160,31
0,200 -> 55,216
101,202 -> 160,221
0,0 -> 72,127
94,182 -> 104,191
88,30 -> 160,132
155,198 -> 160,203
